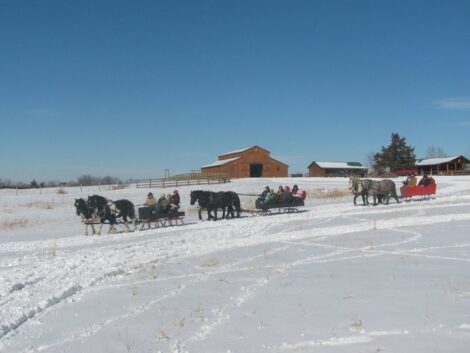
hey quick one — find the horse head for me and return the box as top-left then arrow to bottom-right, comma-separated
74,198 -> 85,216
349,176 -> 363,193
190,190 -> 199,205
87,195 -> 108,216
348,176 -> 355,191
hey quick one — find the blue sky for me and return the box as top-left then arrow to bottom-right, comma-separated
1,0 -> 470,182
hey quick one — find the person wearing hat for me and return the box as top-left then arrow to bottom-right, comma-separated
144,192 -> 157,207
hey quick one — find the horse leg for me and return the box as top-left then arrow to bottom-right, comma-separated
123,216 -> 129,232
362,193 -> 368,206
214,209 -> 218,221
199,208 -> 203,221
97,222 -> 104,235
353,194 -> 357,206
91,224 -> 96,235
132,217 -> 137,231
109,217 -> 116,234
84,223 -> 89,236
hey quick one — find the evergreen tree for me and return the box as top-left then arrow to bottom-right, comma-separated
373,133 -> 416,173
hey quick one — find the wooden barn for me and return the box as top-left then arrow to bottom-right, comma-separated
308,161 -> 368,177
201,146 -> 288,178
416,155 -> 470,175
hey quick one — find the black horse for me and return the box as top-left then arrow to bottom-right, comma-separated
190,190 -> 242,220
190,190 -> 222,221
219,191 -> 241,218
74,198 -> 97,235
87,194 -> 137,234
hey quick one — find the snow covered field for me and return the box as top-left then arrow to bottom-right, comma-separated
1,176 -> 470,353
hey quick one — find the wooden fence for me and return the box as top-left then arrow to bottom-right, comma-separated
136,173 -> 231,189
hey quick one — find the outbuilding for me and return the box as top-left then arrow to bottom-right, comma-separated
308,161 -> 368,177
416,155 -> 470,175
201,146 -> 288,178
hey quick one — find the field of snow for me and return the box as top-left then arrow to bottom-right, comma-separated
1,176 -> 470,353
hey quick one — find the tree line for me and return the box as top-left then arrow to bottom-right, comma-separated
0,175 -> 136,189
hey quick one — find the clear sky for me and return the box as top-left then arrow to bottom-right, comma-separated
1,0 -> 470,182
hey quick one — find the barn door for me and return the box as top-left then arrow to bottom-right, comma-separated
250,164 -> 263,177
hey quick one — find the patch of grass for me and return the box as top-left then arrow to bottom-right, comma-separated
56,188 -> 67,194
1,218 -> 28,229
200,258 -> 218,267
350,319 -> 363,328
305,188 -> 350,199
22,201 -> 56,209
48,241 -> 57,258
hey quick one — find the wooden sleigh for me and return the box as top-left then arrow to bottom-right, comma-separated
250,197 -> 306,216
137,207 -> 185,230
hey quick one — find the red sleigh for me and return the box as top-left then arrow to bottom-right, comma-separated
400,183 -> 437,201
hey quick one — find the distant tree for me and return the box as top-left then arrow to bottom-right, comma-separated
101,176 -> 121,185
77,175 -> 99,186
425,146 -> 447,159
373,133 -> 416,174
31,180 -> 38,188
46,180 -> 60,187
0,178 -> 13,188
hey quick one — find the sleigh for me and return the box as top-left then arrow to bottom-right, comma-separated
400,183 -> 437,201
138,207 -> 185,230
251,197 -> 305,215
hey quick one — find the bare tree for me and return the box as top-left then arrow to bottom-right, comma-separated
365,152 -> 376,172
425,146 -> 447,158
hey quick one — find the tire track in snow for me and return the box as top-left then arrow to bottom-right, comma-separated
2,204 -> 470,347
13,245 -> 295,353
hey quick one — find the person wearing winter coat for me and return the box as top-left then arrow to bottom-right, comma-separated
144,192 -> 157,206
169,190 -> 180,209
154,194 -> 170,215
404,173 -> 417,187
418,175 -> 431,187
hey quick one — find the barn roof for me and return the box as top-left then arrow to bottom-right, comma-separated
309,161 -> 368,170
219,145 -> 270,157
416,155 -> 465,166
201,157 -> 240,168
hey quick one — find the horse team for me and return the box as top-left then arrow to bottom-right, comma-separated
75,178 -> 405,236
74,195 -> 137,235
75,190 -> 243,235
349,176 -> 400,206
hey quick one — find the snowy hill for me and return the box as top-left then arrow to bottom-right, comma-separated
1,176 -> 470,353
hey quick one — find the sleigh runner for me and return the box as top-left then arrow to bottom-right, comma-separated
249,197 -> 306,215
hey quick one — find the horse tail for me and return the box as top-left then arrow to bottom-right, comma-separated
233,193 -> 241,211
388,180 -> 400,203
